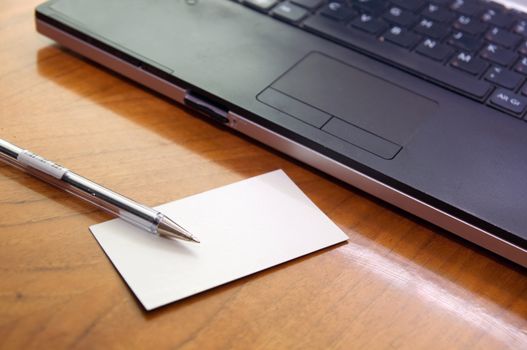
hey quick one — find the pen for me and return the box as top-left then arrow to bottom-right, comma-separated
0,138 -> 200,243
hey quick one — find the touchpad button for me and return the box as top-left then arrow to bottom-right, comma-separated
263,52 -> 438,157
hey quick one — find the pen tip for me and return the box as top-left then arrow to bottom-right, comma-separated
157,215 -> 201,243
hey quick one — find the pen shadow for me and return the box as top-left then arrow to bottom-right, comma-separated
34,46 -> 527,320
123,227 -> 198,257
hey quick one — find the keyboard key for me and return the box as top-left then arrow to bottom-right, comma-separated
272,2 -> 309,23
383,6 -> 418,27
351,13 -> 388,34
519,40 -> 527,55
350,0 -> 387,15
513,20 -> 527,37
450,52 -> 488,75
485,27 -> 522,49
451,0 -> 484,17
291,0 -> 323,10
319,2 -> 356,21
521,82 -> 527,96
514,57 -> 527,75
510,9 -> 527,22
414,18 -> 450,39
489,88 -> 527,115
485,65 -> 524,89
441,71 -> 492,98
416,38 -> 454,61
448,31 -> 482,52
480,43 -> 518,66
382,26 -> 421,48
453,15 -> 488,36
391,0 -> 425,11
481,8 -> 515,28
244,0 -> 278,12
430,0 -> 452,5
421,3 -> 456,22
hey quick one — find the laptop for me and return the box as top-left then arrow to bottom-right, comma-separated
35,0 -> 527,267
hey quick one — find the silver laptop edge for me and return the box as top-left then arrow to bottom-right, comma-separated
499,0 -> 527,13
36,19 -> 527,268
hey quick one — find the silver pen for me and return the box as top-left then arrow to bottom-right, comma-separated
0,138 -> 200,243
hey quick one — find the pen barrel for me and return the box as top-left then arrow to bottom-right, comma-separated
62,172 -> 162,234
0,151 -> 25,172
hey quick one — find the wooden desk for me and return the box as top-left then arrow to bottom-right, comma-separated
1,1 -> 526,349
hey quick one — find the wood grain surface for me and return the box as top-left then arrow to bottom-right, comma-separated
1,1 -> 526,349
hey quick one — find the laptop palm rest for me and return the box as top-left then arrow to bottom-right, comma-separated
258,52 -> 438,160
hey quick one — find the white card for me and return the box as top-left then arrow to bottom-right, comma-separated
90,170 -> 348,310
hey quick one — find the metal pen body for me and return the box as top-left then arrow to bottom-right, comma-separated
62,172 -> 162,234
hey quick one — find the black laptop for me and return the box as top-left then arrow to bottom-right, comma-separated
35,0 -> 527,267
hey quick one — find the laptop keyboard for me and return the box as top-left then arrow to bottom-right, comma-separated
236,0 -> 527,119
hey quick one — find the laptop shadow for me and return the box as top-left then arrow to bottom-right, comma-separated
34,45 -> 526,328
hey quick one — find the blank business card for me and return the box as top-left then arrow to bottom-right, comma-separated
90,170 -> 348,310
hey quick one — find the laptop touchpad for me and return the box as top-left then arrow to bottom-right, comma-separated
258,52 -> 438,159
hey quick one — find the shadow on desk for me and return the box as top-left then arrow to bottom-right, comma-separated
33,45 -> 526,327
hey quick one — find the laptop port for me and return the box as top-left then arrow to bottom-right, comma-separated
184,93 -> 229,124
